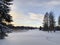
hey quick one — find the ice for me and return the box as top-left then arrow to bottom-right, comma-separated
0,29 -> 60,45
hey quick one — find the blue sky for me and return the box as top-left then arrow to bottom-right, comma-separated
10,0 -> 60,27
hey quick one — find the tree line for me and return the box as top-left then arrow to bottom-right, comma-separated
40,11 -> 60,31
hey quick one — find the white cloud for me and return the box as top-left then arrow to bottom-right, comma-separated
13,0 -> 60,8
29,0 -> 60,7
44,1 -> 60,7
10,0 -> 60,27
28,13 -> 44,21
10,11 -> 44,27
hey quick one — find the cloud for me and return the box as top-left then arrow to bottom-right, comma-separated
10,11 -> 44,27
29,13 -> 44,24
13,0 -> 60,8
44,1 -> 60,7
28,13 -> 44,19
10,0 -> 60,27
11,0 -> 60,15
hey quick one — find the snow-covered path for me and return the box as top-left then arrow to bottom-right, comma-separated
0,30 -> 60,45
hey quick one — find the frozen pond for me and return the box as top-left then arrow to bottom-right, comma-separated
0,29 -> 60,45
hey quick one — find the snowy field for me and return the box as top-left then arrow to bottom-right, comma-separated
0,29 -> 60,45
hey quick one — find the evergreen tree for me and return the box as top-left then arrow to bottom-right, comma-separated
58,16 -> 60,26
39,26 -> 42,30
43,12 -> 49,31
0,0 -> 13,39
49,12 -> 55,31
0,0 -> 13,24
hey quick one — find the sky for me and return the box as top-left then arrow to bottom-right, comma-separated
10,0 -> 60,27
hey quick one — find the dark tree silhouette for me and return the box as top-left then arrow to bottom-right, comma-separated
0,0 -> 13,24
39,26 -> 42,30
43,12 -> 49,31
43,12 -> 56,31
0,0 -> 13,39
49,12 -> 55,31
58,16 -> 60,26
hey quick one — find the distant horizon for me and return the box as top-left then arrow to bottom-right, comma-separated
13,24 -> 42,27
10,0 -> 60,27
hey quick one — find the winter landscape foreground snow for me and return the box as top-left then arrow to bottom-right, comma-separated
0,29 -> 60,45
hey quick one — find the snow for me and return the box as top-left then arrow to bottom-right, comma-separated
0,29 -> 60,45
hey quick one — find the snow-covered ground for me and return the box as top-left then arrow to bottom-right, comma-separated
0,29 -> 60,45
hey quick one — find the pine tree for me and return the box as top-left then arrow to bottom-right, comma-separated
58,16 -> 60,26
49,12 -> 55,31
43,12 -> 49,31
0,0 -> 13,39
0,0 -> 13,24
